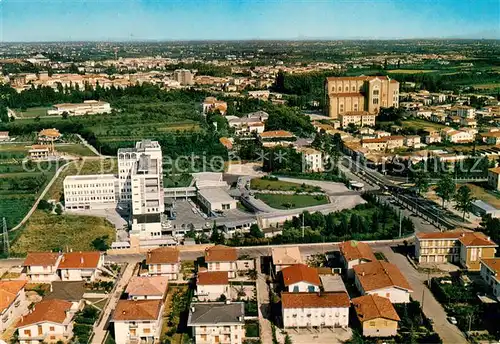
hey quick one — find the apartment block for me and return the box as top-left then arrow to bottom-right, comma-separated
205,245 -> 238,279
281,292 -> 350,329
297,147 -> 324,172
64,174 -> 118,210
325,76 -> 399,119
338,111 -> 376,128
173,69 -> 194,86
416,230 -> 497,271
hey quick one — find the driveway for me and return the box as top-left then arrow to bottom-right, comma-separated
91,262 -> 136,344
381,247 -> 467,344
255,263 -> 274,344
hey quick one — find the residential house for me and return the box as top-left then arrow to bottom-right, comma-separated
29,145 -> 51,160
461,117 -> 477,128
16,299 -> 76,344
188,302 -> 245,344
339,240 -> 377,278
58,251 -> 103,282
352,294 -> 400,337
353,261 -> 413,303
145,247 -> 180,280
23,252 -> 62,282
443,129 -> 474,144
281,264 -> 321,293
480,258 -> 500,300
112,299 -> 164,344
259,130 -> 296,148
416,230 -> 497,271
205,245 -> 238,278
456,106 -> 476,119
125,276 -> 168,300
404,135 -> 421,148
386,136 -> 405,150
297,147 -> 324,172
425,133 -> 442,144
361,138 -> 387,151
488,167 -> 500,191
0,280 -> 29,334
202,97 -> 227,115
45,281 -> 86,310
281,292 -> 350,328
271,247 -> 303,272
196,271 -> 229,301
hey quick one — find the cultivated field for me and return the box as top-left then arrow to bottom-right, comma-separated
13,106 -> 52,119
387,69 -> 436,74
402,119 -> 447,131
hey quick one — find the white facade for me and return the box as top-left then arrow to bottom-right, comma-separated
25,257 -> 62,283
114,318 -> 163,344
147,263 -> 179,280
480,260 -> 500,300
287,281 -> 320,293
192,324 -> 244,344
47,100 -> 112,116
59,267 -> 100,282
299,148 -> 324,172
355,279 -> 411,304
18,322 -> 73,344
207,261 -> 237,279
197,188 -> 238,213
0,285 -> 29,334
282,305 -> 349,328
63,174 -> 118,210
196,283 -> 229,302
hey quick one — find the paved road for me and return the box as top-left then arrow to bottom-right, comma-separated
92,262 -> 136,344
380,247 -> 467,344
255,263 -> 274,344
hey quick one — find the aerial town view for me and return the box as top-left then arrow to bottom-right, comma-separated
0,0 -> 499,343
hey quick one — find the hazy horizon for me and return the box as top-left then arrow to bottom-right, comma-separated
1,0 -> 499,42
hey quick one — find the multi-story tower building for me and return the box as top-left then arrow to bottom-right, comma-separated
325,76 -> 399,119
173,69 -> 194,86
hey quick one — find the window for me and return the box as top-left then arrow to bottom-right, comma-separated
49,326 -> 55,331
307,285 -> 315,292
369,321 -> 376,327
373,98 -> 379,105
373,90 -> 379,96
144,328 -> 151,334
293,286 -> 299,292
24,329 -> 31,336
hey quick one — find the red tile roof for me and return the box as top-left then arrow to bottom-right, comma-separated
352,294 -> 400,322
0,280 -> 27,313
416,229 -> 467,240
282,292 -> 350,309
481,258 -> 500,276
146,247 -> 180,265
58,251 -> 101,269
23,252 -> 60,267
125,276 -> 168,297
113,299 -> 162,321
458,232 -> 497,247
197,271 -> 229,285
281,264 -> 321,287
353,261 -> 412,292
339,241 -> 376,263
260,130 -> 295,138
16,299 -> 72,327
205,245 -> 237,262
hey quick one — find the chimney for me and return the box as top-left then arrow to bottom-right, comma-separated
362,272 -> 365,276
80,257 -> 84,264
225,300 -> 231,305
191,306 -> 195,313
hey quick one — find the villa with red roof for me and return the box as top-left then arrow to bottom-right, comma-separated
280,264 -> 321,293
196,271 -> 229,301
58,251 -> 104,282
0,280 -> 29,333
205,245 -> 237,278
23,252 -> 62,283
480,258 -> 500,300
339,240 -> 377,278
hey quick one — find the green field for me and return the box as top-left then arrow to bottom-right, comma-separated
54,144 -> 97,157
255,193 -> 329,209
250,178 -> 320,192
10,210 -> 115,256
14,106 -> 52,119
471,83 -> 500,90
402,119 -> 447,131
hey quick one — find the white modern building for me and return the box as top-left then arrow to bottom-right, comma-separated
197,188 -> 238,213
188,302 -> 245,344
47,100 -> 111,116
63,174 -> 118,210
281,292 -> 350,329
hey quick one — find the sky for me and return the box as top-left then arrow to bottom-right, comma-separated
0,0 -> 499,42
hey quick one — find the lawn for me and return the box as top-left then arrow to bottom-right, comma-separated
255,194 -> 329,209
402,119 -> 447,131
54,144 -> 97,157
250,177 -> 320,192
161,285 -> 192,343
45,158 -> 117,201
14,106 -> 52,119
10,210 -> 115,256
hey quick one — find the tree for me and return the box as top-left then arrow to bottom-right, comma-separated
454,185 -> 476,221
92,236 -> 109,251
284,334 -> 293,344
61,111 -> 69,119
414,174 -> 429,196
54,203 -> 63,215
249,224 -> 264,239
210,223 -> 225,244
435,175 -> 456,208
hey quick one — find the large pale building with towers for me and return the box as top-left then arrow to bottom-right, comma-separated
325,76 -> 400,119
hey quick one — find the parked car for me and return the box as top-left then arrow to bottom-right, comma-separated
448,316 -> 458,325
